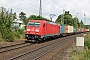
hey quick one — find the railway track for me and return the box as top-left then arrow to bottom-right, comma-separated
36,39 -> 74,60
0,42 -> 33,53
36,37 -> 75,60
9,35 -> 76,60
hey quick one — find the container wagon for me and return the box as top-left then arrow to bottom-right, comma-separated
60,25 -> 65,36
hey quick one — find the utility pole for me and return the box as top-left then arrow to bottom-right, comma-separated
87,19 -> 89,25
84,13 -> 86,25
76,13 -> 78,28
63,10 -> 64,25
39,0 -> 42,17
61,10 -> 64,25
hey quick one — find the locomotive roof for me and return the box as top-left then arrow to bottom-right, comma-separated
28,20 -> 59,25
46,21 -> 59,25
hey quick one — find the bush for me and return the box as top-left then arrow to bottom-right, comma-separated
84,34 -> 90,49
0,26 -> 14,42
5,32 -> 14,42
14,29 -> 24,39
0,8 -> 14,42
17,29 -> 24,34
14,32 -> 20,38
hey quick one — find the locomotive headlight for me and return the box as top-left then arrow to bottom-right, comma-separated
36,32 -> 39,34
27,29 -> 30,31
35,29 -> 39,32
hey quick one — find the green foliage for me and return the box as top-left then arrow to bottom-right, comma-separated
12,12 -> 17,20
70,49 -> 90,60
25,15 -> 51,25
0,24 -> 14,42
55,15 -> 62,24
64,13 -> 72,25
19,11 -> 26,24
5,31 -> 14,42
55,11 -> 72,25
17,29 -> 24,34
70,34 -> 90,60
85,25 -> 90,29
83,50 -> 90,60
0,7 -> 14,42
27,15 -> 50,21
78,20 -> 84,28
14,29 -> 24,38
83,34 -> 90,60
73,17 -> 79,28
55,11 -> 84,28
14,32 -> 20,38
84,34 -> 90,49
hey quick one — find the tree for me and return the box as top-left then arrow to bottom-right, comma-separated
64,11 -> 72,25
25,15 -> 37,25
55,11 -> 84,28
55,11 -> 72,25
72,17 -> 79,28
72,17 -> 77,27
0,7 -> 14,41
12,12 -> 17,20
80,20 -> 84,28
55,15 -> 62,24
27,15 -> 37,20
25,15 -> 51,25
19,12 -> 26,24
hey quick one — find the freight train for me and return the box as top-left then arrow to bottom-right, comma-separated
25,20 -> 89,42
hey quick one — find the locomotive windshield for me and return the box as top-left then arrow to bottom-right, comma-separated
28,22 -> 40,26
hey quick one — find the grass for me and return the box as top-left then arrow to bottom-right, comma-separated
70,33 -> 90,60
70,49 -> 90,60
14,33 -> 25,40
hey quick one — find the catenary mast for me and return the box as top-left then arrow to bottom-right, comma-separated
39,0 -> 42,17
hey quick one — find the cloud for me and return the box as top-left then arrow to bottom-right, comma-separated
0,0 -> 90,25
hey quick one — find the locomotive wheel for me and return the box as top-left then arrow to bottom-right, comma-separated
42,37 -> 46,41
37,38 -> 42,43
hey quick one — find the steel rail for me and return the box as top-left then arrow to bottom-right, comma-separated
9,36 -> 75,60
0,42 -> 33,53
35,38 -> 74,60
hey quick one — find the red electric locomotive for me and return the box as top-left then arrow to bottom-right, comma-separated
25,20 -> 60,42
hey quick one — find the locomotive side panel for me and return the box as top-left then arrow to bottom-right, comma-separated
44,22 -> 60,37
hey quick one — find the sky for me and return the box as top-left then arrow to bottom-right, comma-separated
0,0 -> 90,25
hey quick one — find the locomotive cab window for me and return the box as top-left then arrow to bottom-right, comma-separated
28,22 -> 40,26
35,22 -> 40,26
28,22 -> 34,26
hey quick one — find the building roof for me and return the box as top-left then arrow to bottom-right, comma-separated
13,19 -> 23,23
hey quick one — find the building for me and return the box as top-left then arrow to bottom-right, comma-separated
12,19 -> 25,29
0,7 -> 25,29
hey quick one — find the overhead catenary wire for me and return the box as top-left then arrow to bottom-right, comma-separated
21,0 -> 65,21
51,0 -> 65,24
21,0 -> 51,16
51,0 -> 65,10
22,0 -> 39,8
